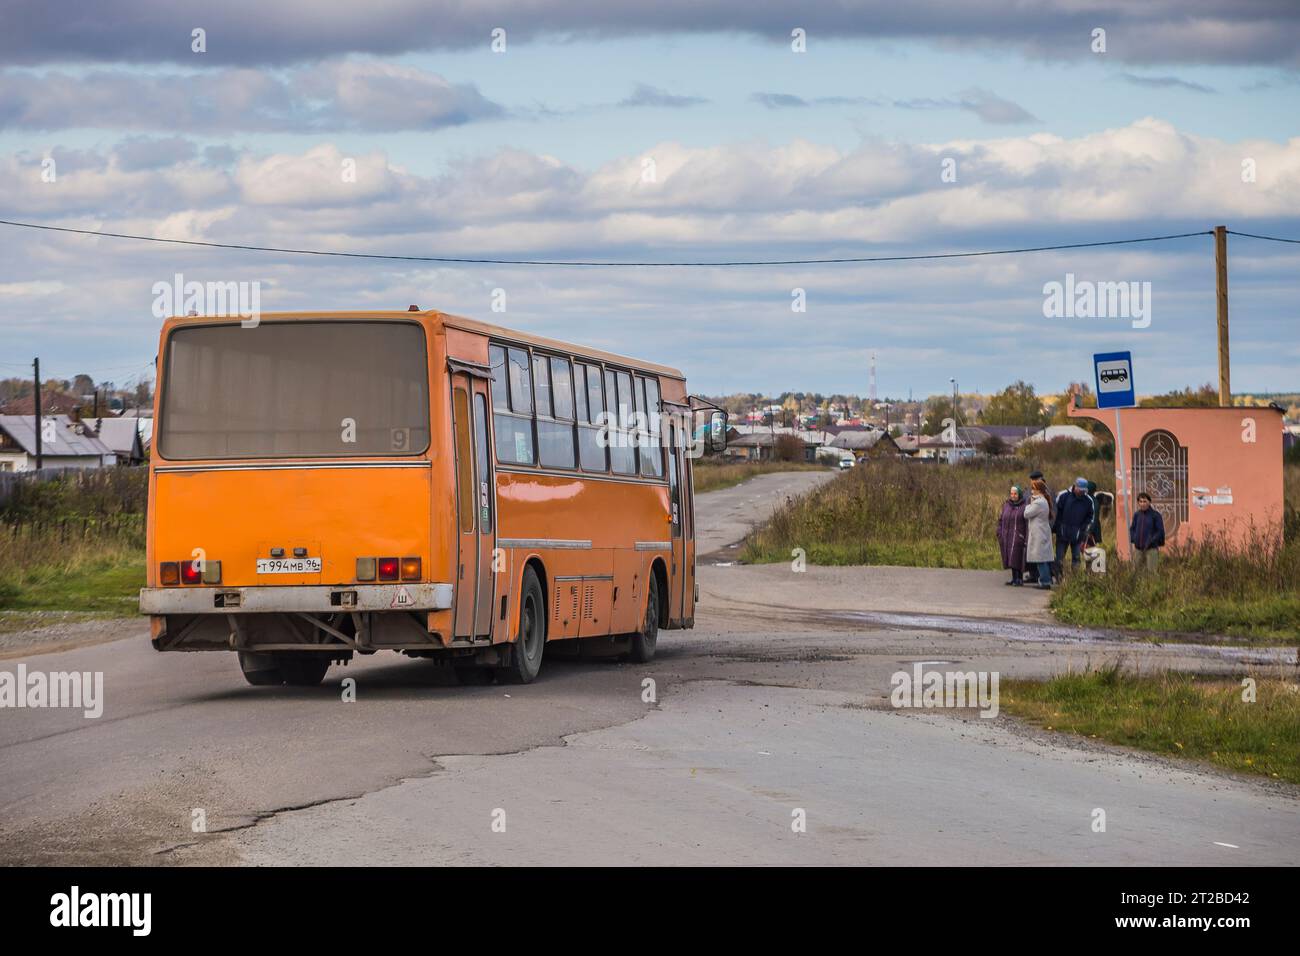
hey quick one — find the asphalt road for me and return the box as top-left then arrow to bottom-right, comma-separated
0,468 -> 1296,865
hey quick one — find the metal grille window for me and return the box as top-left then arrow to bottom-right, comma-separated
1131,429 -> 1188,536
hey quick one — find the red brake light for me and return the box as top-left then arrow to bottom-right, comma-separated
181,561 -> 203,585
377,557 -> 399,581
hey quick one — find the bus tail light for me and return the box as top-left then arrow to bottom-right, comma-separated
160,562 -> 179,586
181,561 -> 203,585
377,557 -> 400,581
400,557 -> 421,581
356,557 -> 376,581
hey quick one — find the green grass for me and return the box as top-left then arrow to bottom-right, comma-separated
0,515 -> 145,618
1050,519 -> 1300,646
0,554 -> 144,615
1001,665 -> 1300,784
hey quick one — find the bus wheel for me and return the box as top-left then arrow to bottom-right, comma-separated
498,567 -> 545,684
277,654 -> 330,687
628,581 -> 659,663
237,652 -> 329,687
238,651 -> 283,686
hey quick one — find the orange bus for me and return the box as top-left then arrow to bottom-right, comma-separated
139,309 -> 726,686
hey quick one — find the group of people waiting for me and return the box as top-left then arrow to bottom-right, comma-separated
995,470 -> 1166,589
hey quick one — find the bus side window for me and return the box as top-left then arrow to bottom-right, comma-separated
537,355 -> 575,469
638,376 -> 663,478
609,369 -> 637,475
489,345 -> 509,411
579,363 -> 607,472
490,344 -> 535,465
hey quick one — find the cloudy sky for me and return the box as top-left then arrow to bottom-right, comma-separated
1,0 -> 1298,398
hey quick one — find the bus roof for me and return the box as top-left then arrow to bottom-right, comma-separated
160,309 -> 685,382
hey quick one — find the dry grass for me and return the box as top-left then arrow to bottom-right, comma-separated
742,457 -> 1113,568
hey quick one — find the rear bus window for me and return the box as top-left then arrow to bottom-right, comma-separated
158,321 -> 429,460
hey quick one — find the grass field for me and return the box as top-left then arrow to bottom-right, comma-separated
1052,466 -> 1300,644
1001,663 -> 1300,784
741,456 -> 1115,569
0,469 -> 147,620
0,523 -> 144,617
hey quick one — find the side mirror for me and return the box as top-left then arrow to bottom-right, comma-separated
707,410 -> 728,453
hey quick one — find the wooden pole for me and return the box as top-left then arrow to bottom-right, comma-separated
33,356 -> 42,470
1214,225 -> 1230,406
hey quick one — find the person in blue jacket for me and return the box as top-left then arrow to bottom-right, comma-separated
1129,491 -> 1166,571
1052,477 -> 1095,576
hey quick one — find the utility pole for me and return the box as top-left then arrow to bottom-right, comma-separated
1214,225 -> 1230,406
33,357 -> 42,470
950,377 -> 958,464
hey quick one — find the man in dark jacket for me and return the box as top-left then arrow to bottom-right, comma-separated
1053,477 -> 1095,574
1129,491 -> 1166,571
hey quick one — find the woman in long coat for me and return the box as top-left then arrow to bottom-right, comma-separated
996,485 -> 1028,585
1024,478 -> 1055,590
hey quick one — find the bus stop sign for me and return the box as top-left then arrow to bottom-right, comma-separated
1094,351 -> 1135,409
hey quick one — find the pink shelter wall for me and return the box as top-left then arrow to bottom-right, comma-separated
1068,404 -> 1285,561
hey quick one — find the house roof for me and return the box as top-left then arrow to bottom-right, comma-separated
89,418 -> 145,457
971,424 -> 1045,442
830,430 -> 896,450
1022,424 -> 1095,444
0,415 -> 114,458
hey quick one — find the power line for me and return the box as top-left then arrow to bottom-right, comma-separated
0,217 -> 1212,267
1225,230 -> 1300,245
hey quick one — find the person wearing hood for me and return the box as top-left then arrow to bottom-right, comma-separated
1053,476 -> 1095,575
996,484 -> 1029,586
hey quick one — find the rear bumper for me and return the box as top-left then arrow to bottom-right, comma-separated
139,583 -> 453,615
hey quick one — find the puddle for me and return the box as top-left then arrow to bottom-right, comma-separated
829,610 -> 1297,666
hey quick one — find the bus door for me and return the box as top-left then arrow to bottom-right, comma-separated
451,368 -> 498,641
681,445 -> 696,623
667,422 -> 685,622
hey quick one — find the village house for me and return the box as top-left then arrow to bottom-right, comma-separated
0,415 -> 117,472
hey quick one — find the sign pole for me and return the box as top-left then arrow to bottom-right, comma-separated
1114,408 -> 1126,561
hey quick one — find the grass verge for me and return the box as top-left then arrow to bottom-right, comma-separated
1001,664 -> 1300,784
0,524 -> 144,617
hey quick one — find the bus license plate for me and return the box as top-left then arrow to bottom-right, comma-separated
256,558 -> 322,574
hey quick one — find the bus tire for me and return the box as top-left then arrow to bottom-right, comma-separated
628,581 -> 659,664
498,567 -> 545,684
237,652 -> 329,687
277,654 -> 330,687
238,651 -> 283,686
